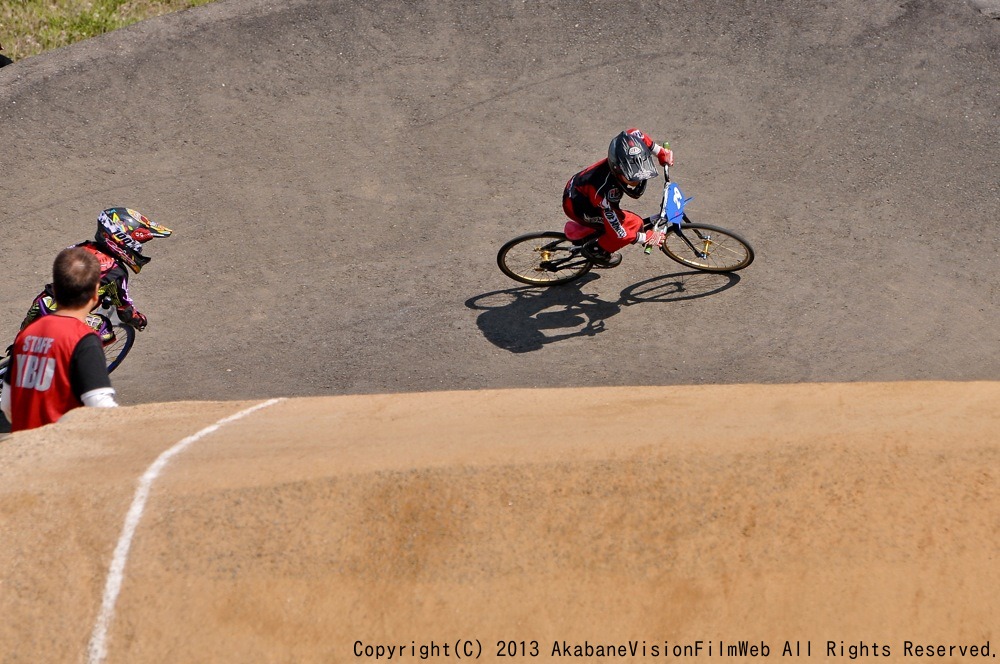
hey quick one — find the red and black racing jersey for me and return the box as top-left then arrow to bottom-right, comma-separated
563,128 -> 664,242
21,241 -> 143,329
564,159 -> 634,240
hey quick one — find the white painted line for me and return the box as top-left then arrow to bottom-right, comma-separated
86,398 -> 284,664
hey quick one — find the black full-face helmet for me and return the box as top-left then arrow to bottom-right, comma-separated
608,130 -> 659,198
95,207 -> 173,273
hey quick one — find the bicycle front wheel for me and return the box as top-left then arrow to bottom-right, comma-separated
662,223 -> 754,272
104,320 -> 135,373
497,231 -> 593,286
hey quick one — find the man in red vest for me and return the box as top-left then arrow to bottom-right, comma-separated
1,247 -> 118,431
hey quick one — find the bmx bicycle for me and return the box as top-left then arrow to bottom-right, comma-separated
497,164 -> 754,286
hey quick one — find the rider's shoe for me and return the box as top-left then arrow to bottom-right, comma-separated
582,242 -> 622,268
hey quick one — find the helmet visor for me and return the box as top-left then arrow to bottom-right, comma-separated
617,152 -> 658,185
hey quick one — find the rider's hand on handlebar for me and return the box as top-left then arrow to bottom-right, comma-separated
657,145 -> 673,167
640,230 -> 666,248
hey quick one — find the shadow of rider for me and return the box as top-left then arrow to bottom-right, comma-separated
467,270 -> 740,353
465,274 -> 619,353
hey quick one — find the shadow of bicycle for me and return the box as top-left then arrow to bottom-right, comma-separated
467,271 -> 740,353
620,270 -> 741,304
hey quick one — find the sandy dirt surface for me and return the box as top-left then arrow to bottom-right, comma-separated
0,382 -> 998,662
0,0 -> 998,661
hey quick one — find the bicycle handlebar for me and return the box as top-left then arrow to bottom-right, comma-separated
644,160 -> 673,255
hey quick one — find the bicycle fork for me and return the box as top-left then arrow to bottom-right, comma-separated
676,227 -> 714,259
647,212 -> 714,260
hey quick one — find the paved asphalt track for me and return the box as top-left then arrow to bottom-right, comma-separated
1,0 -> 997,407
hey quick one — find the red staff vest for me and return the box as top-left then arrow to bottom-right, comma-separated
9,315 -> 96,431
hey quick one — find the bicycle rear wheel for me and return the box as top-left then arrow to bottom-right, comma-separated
661,223 -> 754,272
497,231 -> 593,286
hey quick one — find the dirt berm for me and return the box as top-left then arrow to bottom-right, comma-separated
0,381 -> 996,662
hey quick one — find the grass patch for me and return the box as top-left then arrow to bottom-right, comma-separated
1,0 -> 216,62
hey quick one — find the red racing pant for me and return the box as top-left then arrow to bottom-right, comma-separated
562,197 -> 643,253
